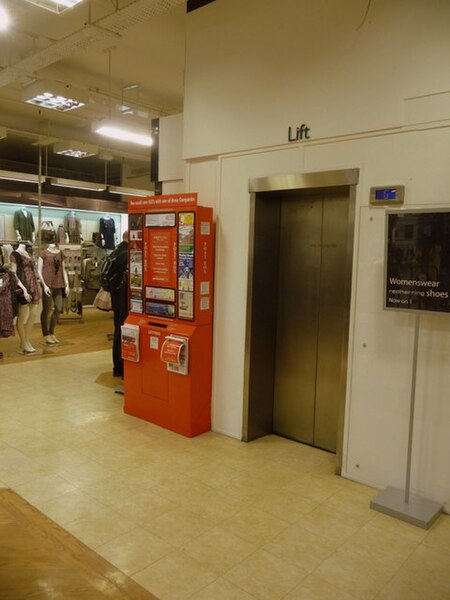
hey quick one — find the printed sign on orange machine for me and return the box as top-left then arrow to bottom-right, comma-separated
121,323 -> 140,363
160,335 -> 189,375
161,337 -> 184,364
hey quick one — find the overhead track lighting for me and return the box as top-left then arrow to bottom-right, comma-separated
108,185 -> 153,198
53,141 -> 98,158
0,170 -> 40,184
22,80 -> 88,113
50,177 -> 106,192
24,0 -> 84,14
92,120 -> 153,147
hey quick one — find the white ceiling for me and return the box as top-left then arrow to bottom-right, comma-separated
0,0 -> 186,177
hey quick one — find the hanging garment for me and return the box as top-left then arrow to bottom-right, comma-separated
64,213 -> 82,244
92,232 -> 102,248
0,244 -> 14,266
0,271 -> 18,337
83,257 -> 102,290
57,225 -> 66,245
13,210 -> 35,242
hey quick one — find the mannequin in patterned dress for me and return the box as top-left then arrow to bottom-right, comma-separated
37,242 -> 70,345
11,243 -> 39,353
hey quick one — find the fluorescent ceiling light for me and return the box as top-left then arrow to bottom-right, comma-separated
0,6 -> 10,31
0,170 -> 40,184
50,177 -> 105,192
53,140 -> 98,158
24,0 -> 84,14
22,80 -> 87,113
92,120 -> 153,147
109,185 -> 152,198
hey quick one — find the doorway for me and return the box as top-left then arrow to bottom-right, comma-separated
243,170 -> 358,466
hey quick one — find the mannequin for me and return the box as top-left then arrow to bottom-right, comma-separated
11,243 -> 40,353
99,215 -> 116,249
37,240 -> 69,345
13,207 -> 35,243
64,210 -> 83,244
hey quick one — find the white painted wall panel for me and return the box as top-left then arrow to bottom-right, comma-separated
159,113 -> 184,182
187,127 -> 450,506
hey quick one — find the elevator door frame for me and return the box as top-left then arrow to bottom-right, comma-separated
243,169 -> 359,473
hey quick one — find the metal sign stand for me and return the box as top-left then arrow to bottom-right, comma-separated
370,312 -> 442,529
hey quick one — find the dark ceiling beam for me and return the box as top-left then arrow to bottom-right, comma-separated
187,0 -> 216,13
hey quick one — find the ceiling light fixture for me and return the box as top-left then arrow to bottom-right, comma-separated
108,185 -> 153,198
24,0 -> 84,14
92,120 -> 153,147
53,141 -> 98,158
0,5 -> 10,31
50,177 -> 106,192
22,80 -> 88,113
0,170 -> 40,184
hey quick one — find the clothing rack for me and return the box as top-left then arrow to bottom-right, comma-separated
0,239 -> 33,246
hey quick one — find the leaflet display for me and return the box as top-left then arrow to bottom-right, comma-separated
121,324 -> 140,362
124,193 -> 214,437
128,213 -> 145,314
126,194 -> 214,324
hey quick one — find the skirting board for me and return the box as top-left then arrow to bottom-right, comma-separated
370,486 -> 442,529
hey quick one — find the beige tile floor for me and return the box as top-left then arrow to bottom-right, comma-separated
0,349 -> 449,600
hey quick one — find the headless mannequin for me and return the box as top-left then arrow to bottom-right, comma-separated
15,207 -> 35,244
100,215 -> 116,248
64,210 -> 83,244
37,243 -> 70,345
12,243 -> 37,353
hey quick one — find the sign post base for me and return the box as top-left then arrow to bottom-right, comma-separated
370,486 -> 442,529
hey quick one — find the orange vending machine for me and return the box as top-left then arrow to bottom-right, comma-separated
122,194 -> 214,437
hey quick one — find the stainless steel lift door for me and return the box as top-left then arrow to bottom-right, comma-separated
273,191 -> 349,451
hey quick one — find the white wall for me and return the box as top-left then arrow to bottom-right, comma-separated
159,113 -> 185,193
184,0 -> 450,158
183,0 -> 450,508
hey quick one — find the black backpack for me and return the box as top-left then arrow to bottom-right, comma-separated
100,248 -> 126,292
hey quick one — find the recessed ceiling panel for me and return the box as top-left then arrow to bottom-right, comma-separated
24,0 -> 84,14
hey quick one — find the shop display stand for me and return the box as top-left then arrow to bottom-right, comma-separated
370,313 -> 442,529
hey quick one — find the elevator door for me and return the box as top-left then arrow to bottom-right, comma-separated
273,191 -> 349,452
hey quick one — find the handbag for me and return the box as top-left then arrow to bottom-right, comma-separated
93,287 -> 112,311
39,221 -> 56,243
92,232 -> 103,248
16,286 -> 30,305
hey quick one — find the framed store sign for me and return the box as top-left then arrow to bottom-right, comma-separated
385,208 -> 450,314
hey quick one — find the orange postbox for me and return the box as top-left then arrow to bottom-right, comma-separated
122,194 -> 214,437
